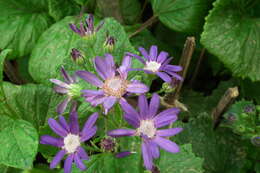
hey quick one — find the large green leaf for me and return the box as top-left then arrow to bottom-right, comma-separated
201,0 -> 260,81
120,0 -> 141,24
0,116 -> 38,169
0,0 -> 52,58
0,82 -> 62,129
159,144 -> 204,173
0,49 -> 12,82
151,0 -> 213,33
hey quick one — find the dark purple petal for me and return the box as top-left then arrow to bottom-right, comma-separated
103,96 -> 117,113
124,113 -> 140,128
50,79 -> 70,88
40,135 -> 63,147
59,116 -> 70,131
116,151 -> 132,158
61,67 -> 73,83
161,57 -> 172,67
166,71 -> 183,81
156,128 -> 183,137
138,47 -> 150,60
74,153 -> 86,170
138,94 -> 149,119
80,126 -> 97,142
157,51 -> 168,63
57,97 -> 71,115
149,45 -> 158,61
149,141 -> 160,159
69,111 -> 80,134
86,14 -> 94,32
108,129 -> 136,137
78,147 -> 89,160
81,113 -> 98,134
50,149 -> 66,169
119,99 -> 140,120
154,115 -> 177,128
76,71 -> 103,87
48,118 -> 68,137
126,83 -> 149,94
127,52 -> 145,64
163,65 -> 183,72
156,72 -> 172,83
69,23 -> 81,34
64,154 -> 74,173
149,93 -> 160,118
54,86 -> 68,94
153,136 -> 180,153
79,22 -> 85,36
142,141 -> 153,170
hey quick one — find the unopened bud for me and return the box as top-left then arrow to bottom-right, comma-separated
244,105 -> 255,113
71,48 -> 84,65
101,137 -> 116,152
104,35 -> 116,52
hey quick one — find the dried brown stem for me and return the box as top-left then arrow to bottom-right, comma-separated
212,87 -> 239,129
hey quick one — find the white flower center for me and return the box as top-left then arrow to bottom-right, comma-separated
63,133 -> 81,154
144,61 -> 161,72
103,76 -> 128,98
137,120 -> 156,138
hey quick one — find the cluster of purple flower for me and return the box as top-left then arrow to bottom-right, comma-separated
41,15 -> 183,173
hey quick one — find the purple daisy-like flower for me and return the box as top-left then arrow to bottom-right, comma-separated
107,94 -> 182,170
69,14 -> 104,37
40,110 -> 98,173
127,45 -> 183,83
50,67 -> 82,115
76,54 -> 149,114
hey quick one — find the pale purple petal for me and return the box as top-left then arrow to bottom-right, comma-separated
61,67 -> 73,83
82,90 -> 104,97
48,118 -> 68,137
104,54 -> 116,77
149,45 -> 158,61
142,141 -> 153,170
80,126 -> 97,142
138,47 -> 150,60
78,147 -> 89,160
103,96 -> 117,112
76,71 -> 103,87
81,113 -> 98,134
89,95 -> 107,106
126,83 -> 149,94
64,154 -> 74,173
149,141 -> 160,159
157,51 -> 168,63
154,115 -> 177,128
166,71 -> 183,81
119,99 -> 140,120
54,86 -> 69,94
95,56 -> 113,80
156,72 -> 172,83
108,129 -> 136,137
57,97 -> 71,115
155,107 -> 180,118
116,151 -> 132,158
50,79 -> 70,88
138,94 -> 149,119
59,116 -> 70,131
124,113 -> 140,128
69,111 -> 80,134
74,153 -> 86,170
161,57 -> 172,66
153,136 -> 180,153
149,93 -> 160,118
156,128 -> 183,137
163,65 -> 182,72
127,52 -> 145,64
118,55 -> 131,79
50,150 -> 66,169
40,135 -> 63,147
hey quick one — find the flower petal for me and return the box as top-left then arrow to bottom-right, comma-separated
124,113 -> 140,128
74,153 -> 86,170
119,99 -> 140,120
138,47 -> 150,60
59,116 -> 70,131
89,95 -> 107,107
149,93 -> 160,118
95,56 -> 113,80
149,141 -> 160,159
64,154 -> 74,173
57,97 -> 71,115
54,86 -> 68,94
138,94 -> 149,119
76,71 -> 103,87
103,96 -> 117,114
61,67 -> 74,83
156,72 -> 172,83
126,83 -> 149,94
69,111 -> 80,134
40,135 -> 63,147
153,136 -> 180,153
50,79 -> 70,88
157,128 -> 183,137
142,141 -> 153,170
48,118 -> 68,137
157,51 -> 168,63
78,147 -> 89,160
81,113 -> 98,134
118,55 -> 131,79
149,45 -> 158,61
166,71 -> 183,81
104,54 -> 116,77
82,89 -> 104,97
127,52 -> 145,64
80,126 -> 97,142
163,65 -> 183,72
50,149 -> 66,169
154,115 -> 177,128
108,129 -> 136,137
116,151 -> 132,158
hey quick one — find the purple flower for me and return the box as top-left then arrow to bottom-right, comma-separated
40,110 -> 98,173
107,94 -> 182,170
127,45 -> 182,83
50,67 -> 82,115
76,54 -> 149,114
69,14 -> 104,38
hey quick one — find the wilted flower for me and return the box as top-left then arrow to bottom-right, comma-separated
76,54 -> 149,114
104,35 -> 116,52
50,67 -> 82,114
69,14 -> 104,38
100,137 -> 116,152
108,94 -> 182,170
71,48 -> 84,65
127,45 -> 182,84
40,110 -> 98,173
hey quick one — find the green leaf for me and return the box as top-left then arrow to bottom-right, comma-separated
0,49 -> 12,82
201,0 -> 260,81
0,0 -> 53,58
120,0 -> 141,24
0,82 -> 62,129
159,144 -> 204,173
151,0 -> 213,33
0,116 -> 38,169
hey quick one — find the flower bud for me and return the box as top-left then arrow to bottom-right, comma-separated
71,48 -> 84,65
101,137 -> 116,152
244,105 -> 255,113
104,35 -> 116,52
